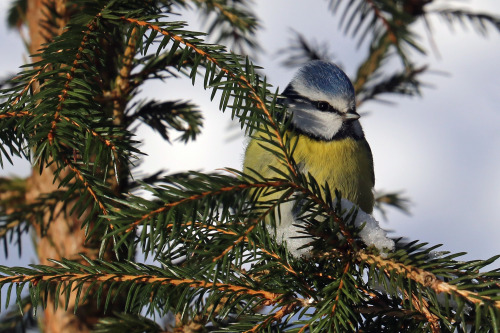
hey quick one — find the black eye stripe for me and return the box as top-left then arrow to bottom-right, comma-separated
284,91 -> 341,113
315,100 -> 339,113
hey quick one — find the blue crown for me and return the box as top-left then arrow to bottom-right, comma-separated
292,60 -> 355,101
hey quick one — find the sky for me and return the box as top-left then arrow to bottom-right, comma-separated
0,0 -> 499,277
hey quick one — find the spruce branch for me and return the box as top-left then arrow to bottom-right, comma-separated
0,273 -> 281,304
6,0 -> 28,30
431,9 -> 500,35
357,65 -> 427,105
59,155 -> 109,216
6,63 -> 50,107
121,16 -> 298,177
190,0 -> 261,54
0,177 -> 28,256
128,100 -> 203,143
363,0 -> 399,44
0,110 -> 31,120
93,312 -> 164,333
212,193 -> 287,262
244,302 -> 298,333
374,191 -> 411,219
1,189 -> 77,244
0,258 -> 288,316
280,30 -> 335,68
407,290 -> 440,333
359,250 -> 500,309
120,180 -> 291,233
0,296 -> 36,333
192,0 -> 255,31
327,0 -> 422,60
0,111 -> 121,154
46,14 -> 101,146
353,32 -> 393,95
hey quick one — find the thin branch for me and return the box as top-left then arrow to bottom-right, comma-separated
10,64 -> 51,106
357,251 -> 500,309
60,155 -> 108,216
408,290 -> 440,332
0,111 -> 31,119
258,248 -> 299,276
60,115 -> 118,151
0,272 -> 282,304
167,221 -> 238,236
0,220 -> 23,239
124,181 -> 290,232
213,223 -> 258,262
245,302 -> 298,333
0,111 -> 119,152
48,15 -> 101,145
330,261 -> 351,315
365,0 -> 398,44
353,33 -> 392,94
192,0 -> 251,29
121,17 -> 298,177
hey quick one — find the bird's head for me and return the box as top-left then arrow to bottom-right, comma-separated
282,60 -> 363,141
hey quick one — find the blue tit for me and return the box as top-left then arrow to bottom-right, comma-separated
243,60 -> 374,234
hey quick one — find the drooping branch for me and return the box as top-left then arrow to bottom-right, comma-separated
121,16 -> 298,177
357,251 -> 500,309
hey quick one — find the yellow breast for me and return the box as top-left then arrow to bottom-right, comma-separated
244,132 -> 374,213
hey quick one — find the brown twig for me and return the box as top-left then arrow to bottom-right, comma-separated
331,261 -> 351,316
1,273 -> 281,304
124,181 -> 290,233
365,0 -> 398,44
60,155 -> 108,216
245,302 -> 298,333
48,16 -> 101,145
192,0 -> 250,29
357,251 -> 500,309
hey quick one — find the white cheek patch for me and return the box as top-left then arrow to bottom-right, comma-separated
291,107 -> 343,140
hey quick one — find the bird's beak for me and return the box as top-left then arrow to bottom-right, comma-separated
344,111 -> 360,121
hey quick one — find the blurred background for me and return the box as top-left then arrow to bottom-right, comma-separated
1,0 -> 499,273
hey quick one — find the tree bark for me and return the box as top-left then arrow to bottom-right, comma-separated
25,1 -> 103,331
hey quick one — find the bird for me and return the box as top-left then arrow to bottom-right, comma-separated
243,60 -> 375,254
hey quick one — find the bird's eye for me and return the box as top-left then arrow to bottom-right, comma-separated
316,101 -> 330,111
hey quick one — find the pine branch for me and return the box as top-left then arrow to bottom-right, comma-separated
189,0 -> 261,55
359,251 -> 500,309
431,9 -> 500,36
116,178 -> 291,233
357,66 -> 427,105
353,32 -> 393,95
121,15 -> 299,177
0,296 -> 36,333
374,191 -> 411,219
280,30 -> 335,68
0,258 -> 284,315
94,312 -> 164,333
326,0 -> 422,59
355,248 -> 500,330
0,273 -> 280,303
46,15 -> 101,146
6,0 -> 27,30
128,100 -> 203,143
